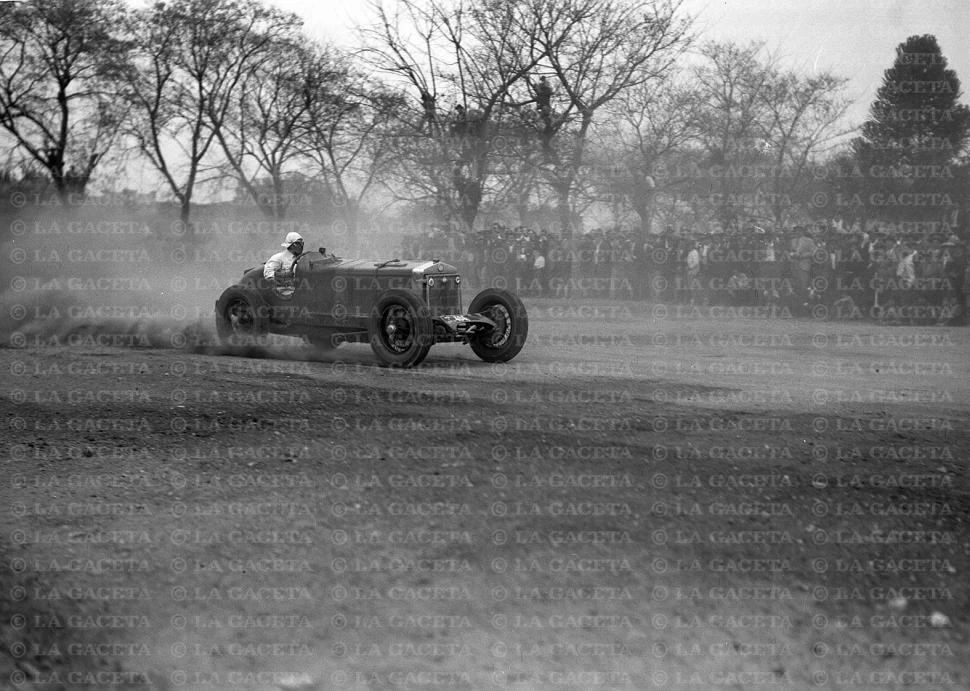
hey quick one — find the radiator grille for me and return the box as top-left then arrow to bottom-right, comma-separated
424,275 -> 462,316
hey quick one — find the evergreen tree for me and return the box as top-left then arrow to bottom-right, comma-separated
852,35 -> 970,233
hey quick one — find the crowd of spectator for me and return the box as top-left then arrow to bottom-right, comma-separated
400,222 -> 967,325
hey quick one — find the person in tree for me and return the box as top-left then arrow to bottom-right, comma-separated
534,76 -> 553,115
419,90 -> 436,130
452,104 -> 466,134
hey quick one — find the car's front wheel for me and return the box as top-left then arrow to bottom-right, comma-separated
368,289 -> 433,367
468,288 -> 528,362
215,286 -> 269,345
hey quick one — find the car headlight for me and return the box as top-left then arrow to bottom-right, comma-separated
455,276 -> 461,284
427,277 -> 435,287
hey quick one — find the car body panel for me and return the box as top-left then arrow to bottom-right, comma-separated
224,251 -> 482,341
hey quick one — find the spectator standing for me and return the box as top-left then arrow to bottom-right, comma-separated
791,226 -> 816,314
941,237 -> 966,325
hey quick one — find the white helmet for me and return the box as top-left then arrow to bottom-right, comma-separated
281,231 -> 304,247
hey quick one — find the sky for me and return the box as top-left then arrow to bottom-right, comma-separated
266,0 -> 970,133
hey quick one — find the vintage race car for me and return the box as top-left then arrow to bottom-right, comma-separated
214,248 -> 528,367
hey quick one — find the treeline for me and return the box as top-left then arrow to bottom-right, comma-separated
0,1 -> 967,240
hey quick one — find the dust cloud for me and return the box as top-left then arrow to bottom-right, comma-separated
0,197 -> 351,358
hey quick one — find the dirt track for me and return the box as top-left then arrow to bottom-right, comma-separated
2,302 -> 969,689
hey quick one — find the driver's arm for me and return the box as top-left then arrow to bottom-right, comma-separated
263,254 -> 282,280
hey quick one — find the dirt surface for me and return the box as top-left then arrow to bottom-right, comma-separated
2,302 -> 969,690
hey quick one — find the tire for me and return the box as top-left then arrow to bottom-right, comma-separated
215,286 -> 270,345
368,289 -> 433,368
468,288 -> 528,362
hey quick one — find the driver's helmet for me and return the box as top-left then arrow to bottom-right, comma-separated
282,231 -> 304,248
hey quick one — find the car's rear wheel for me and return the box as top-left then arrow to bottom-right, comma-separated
215,286 -> 269,345
468,288 -> 528,362
368,289 -> 433,368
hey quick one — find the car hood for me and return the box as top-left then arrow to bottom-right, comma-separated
300,252 -> 459,279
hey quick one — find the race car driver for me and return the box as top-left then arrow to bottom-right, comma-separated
264,231 -> 305,281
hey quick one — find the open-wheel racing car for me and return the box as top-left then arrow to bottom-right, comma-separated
215,248 -> 528,368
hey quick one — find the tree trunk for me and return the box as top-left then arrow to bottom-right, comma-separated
632,195 -> 650,237
555,180 -> 573,238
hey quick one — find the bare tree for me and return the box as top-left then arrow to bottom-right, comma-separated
524,0 -> 693,235
184,0 -> 306,219
301,70 -> 405,249
598,76 -> 702,234
0,0 -> 130,202
757,70 -> 850,226
689,41 -> 849,229
123,0 -> 217,225
359,0 -> 548,231
218,37 -> 326,220
689,41 -> 779,230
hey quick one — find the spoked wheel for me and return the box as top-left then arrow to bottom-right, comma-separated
368,289 -> 433,368
215,286 -> 269,345
468,288 -> 528,362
